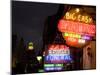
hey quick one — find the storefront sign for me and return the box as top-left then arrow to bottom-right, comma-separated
45,55 -> 71,63
45,45 -> 71,63
48,44 -> 70,55
57,8 -> 95,48
58,19 -> 95,36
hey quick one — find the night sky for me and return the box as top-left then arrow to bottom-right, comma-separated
12,1 -> 60,53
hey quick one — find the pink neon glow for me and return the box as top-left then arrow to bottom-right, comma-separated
82,36 -> 91,40
58,19 -> 95,36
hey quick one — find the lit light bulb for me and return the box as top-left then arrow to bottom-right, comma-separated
76,8 -> 80,13
28,42 -> 34,50
28,46 -> 34,50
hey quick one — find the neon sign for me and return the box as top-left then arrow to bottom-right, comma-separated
63,33 -> 81,39
62,32 -> 91,47
67,37 -> 78,42
65,37 -> 86,44
49,50 -> 70,55
64,12 -> 93,24
82,36 -> 91,40
58,19 -> 95,36
48,44 -> 70,55
64,37 -> 86,47
63,33 -> 91,40
46,55 -> 71,63
44,64 -> 63,71
57,8 -> 95,48
45,45 -> 72,63
48,44 -> 69,50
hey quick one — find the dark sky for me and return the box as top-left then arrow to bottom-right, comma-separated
12,1 -> 60,54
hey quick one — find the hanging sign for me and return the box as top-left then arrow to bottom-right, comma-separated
57,8 -> 96,48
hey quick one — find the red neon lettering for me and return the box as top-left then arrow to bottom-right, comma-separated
54,45 -> 59,50
48,45 -> 69,51
60,45 -> 65,50
58,19 -> 95,36
49,45 -> 55,50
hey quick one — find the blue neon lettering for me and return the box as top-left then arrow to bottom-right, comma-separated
45,55 -> 71,61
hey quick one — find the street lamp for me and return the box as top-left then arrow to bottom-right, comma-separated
37,56 -> 42,62
28,42 -> 34,50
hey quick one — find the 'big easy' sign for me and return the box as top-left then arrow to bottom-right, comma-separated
57,8 -> 96,48
45,44 -> 72,63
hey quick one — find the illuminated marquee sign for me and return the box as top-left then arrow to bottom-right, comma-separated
57,8 -> 95,48
57,19 -> 95,47
58,19 -> 95,36
45,44 -> 72,63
